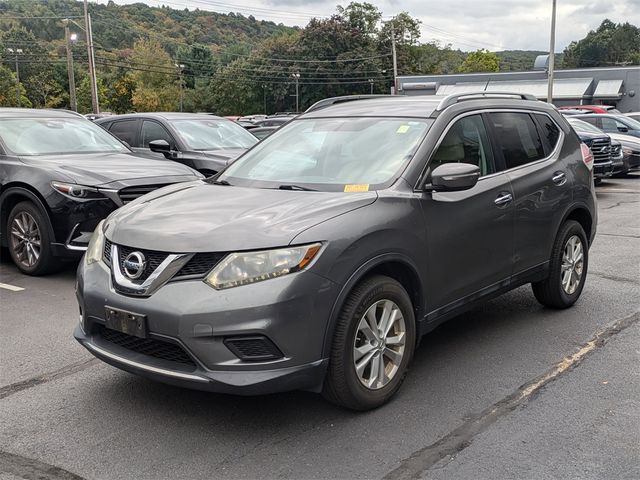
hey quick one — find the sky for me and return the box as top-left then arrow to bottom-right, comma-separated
98,0 -> 640,52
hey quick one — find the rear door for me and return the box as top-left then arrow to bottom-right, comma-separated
486,111 -> 571,277
135,119 -> 178,160
420,113 -> 515,311
108,119 -> 140,150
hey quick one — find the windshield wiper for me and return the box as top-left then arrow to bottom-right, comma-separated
209,179 -> 232,186
277,184 -> 318,191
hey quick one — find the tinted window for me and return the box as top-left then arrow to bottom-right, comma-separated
109,120 -> 138,147
579,117 -> 599,127
535,114 -> 561,153
430,115 -> 494,176
141,120 -> 174,148
599,117 -> 619,131
488,113 -> 545,169
171,119 -> 257,150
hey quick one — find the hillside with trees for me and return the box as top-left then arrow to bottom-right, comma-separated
0,1 -> 636,115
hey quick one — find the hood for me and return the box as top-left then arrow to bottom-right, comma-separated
608,133 -> 640,150
574,130 -> 609,144
19,152 -> 199,186
201,148 -> 247,165
104,183 -> 377,252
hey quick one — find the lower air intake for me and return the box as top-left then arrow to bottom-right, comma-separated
224,336 -> 284,361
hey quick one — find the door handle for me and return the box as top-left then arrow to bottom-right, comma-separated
552,171 -> 567,185
494,192 -> 513,207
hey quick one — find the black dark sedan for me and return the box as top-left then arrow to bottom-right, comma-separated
0,109 -> 202,275
96,113 -> 258,176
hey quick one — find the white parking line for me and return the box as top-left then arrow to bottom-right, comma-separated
0,282 -> 25,292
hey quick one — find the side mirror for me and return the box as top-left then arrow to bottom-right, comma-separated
429,163 -> 480,192
617,126 -> 629,133
149,139 -> 172,156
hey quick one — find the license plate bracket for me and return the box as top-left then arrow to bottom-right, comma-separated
105,306 -> 147,339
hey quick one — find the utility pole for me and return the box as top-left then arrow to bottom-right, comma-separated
6,48 -> 23,107
292,73 -> 300,112
63,20 -> 78,112
391,21 -> 398,95
369,78 -> 374,95
175,63 -> 185,112
262,84 -> 267,114
83,0 -> 99,113
547,0 -> 557,105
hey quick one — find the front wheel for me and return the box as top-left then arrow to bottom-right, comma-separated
323,275 -> 416,410
532,220 -> 588,309
7,201 -> 60,275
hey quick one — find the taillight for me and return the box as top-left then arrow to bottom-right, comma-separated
580,143 -> 593,171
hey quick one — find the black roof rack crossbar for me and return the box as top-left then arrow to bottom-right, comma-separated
436,91 -> 539,111
305,94 -> 391,113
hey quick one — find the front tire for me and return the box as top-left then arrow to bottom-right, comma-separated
532,220 -> 588,309
323,275 -> 416,410
7,201 -> 60,275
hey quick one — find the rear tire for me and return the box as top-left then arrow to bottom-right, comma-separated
7,201 -> 60,275
532,220 -> 588,309
322,275 -> 416,411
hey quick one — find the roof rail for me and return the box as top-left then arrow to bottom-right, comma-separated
436,91 -> 539,111
305,94 -> 390,113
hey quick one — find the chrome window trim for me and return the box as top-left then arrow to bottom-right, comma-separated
414,108 -> 565,190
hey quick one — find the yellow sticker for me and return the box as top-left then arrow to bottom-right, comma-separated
396,125 -> 410,134
344,184 -> 369,193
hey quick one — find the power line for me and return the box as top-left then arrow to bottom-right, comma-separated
0,15 -> 84,19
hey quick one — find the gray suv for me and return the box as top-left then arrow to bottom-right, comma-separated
74,93 -> 597,410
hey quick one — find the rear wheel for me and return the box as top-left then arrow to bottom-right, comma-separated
323,275 -> 416,410
532,220 -> 588,309
7,201 -> 60,275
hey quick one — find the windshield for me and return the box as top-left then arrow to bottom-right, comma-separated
0,117 -> 129,156
171,119 -> 258,151
568,118 -> 604,135
219,117 -> 431,192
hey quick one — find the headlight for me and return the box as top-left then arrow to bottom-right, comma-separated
622,147 -> 634,155
52,182 -> 106,201
85,220 -> 106,265
204,243 -> 322,290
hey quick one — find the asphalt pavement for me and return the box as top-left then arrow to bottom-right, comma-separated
1,174 -> 639,480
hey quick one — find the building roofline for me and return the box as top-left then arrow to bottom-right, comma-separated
398,65 -> 639,80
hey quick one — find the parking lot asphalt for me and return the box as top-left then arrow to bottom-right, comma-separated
1,175 -> 639,480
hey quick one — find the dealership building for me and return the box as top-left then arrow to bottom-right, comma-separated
397,65 -> 640,112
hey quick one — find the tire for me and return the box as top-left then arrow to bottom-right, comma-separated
532,220 -> 588,309
323,275 -> 416,411
594,178 -> 602,185
7,201 -> 60,275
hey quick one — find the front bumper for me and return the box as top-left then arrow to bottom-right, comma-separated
593,160 -> 614,178
74,259 -> 339,395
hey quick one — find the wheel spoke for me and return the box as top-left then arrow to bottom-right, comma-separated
385,332 -> 405,346
365,307 -> 380,340
355,350 -> 376,377
376,355 -> 386,385
354,342 -> 375,362
368,354 -> 380,388
383,347 -> 402,366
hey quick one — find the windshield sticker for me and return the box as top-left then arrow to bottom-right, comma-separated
344,184 -> 369,193
396,125 -> 410,134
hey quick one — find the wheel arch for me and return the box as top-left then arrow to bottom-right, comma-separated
321,253 -> 425,358
0,184 -> 55,247
561,204 -> 594,245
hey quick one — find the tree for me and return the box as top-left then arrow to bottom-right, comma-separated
458,49 -> 500,73
0,66 -> 31,107
563,20 -> 640,67
106,72 -> 136,113
77,75 -> 109,114
130,38 -> 180,111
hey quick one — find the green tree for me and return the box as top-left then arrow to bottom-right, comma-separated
458,49 -> 500,73
130,38 -> 180,111
76,75 -> 109,114
0,66 -> 31,107
563,20 -> 640,67
106,72 -> 136,113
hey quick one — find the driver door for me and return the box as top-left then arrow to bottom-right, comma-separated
420,113 -> 515,312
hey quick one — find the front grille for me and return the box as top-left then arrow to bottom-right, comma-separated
117,245 -> 169,284
97,325 -> 196,366
224,336 -> 284,361
118,184 -> 170,204
611,144 -> 622,157
590,139 -> 612,164
175,252 -> 225,278
104,239 -> 112,264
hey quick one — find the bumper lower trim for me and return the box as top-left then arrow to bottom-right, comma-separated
84,341 -> 209,383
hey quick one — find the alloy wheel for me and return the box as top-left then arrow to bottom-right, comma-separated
353,299 -> 406,390
561,235 -> 584,295
10,211 -> 42,268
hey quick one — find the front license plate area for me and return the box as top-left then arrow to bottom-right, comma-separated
105,306 -> 147,339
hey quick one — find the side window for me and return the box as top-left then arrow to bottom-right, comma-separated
141,120 -> 174,148
488,112 -> 545,169
535,114 -> 561,154
430,114 -> 495,176
599,117 -> 618,131
580,117 -> 599,128
108,120 -> 138,147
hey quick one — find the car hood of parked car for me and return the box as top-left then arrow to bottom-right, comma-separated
608,133 -> 640,150
104,182 -> 377,252
19,152 -> 200,186
573,130 -> 610,144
